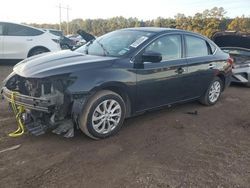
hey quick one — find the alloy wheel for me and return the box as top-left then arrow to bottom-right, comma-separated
92,99 -> 121,134
208,81 -> 221,103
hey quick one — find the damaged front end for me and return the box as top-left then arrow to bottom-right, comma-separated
1,73 -> 84,138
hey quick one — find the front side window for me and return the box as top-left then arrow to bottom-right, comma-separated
145,35 -> 182,61
185,35 -> 209,57
7,23 -> 43,36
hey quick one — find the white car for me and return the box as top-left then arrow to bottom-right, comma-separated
0,22 -> 61,60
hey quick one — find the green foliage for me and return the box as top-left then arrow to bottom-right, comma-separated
28,7 -> 250,38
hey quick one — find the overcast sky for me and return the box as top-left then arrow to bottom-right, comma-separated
0,0 -> 249,24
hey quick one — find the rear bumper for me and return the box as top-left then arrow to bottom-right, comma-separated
232,66 -> 250,83
1,87 -> 55,112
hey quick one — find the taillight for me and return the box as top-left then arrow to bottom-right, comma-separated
227,57 -> 234,66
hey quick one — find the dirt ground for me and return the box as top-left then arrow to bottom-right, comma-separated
0,65 -> 250,188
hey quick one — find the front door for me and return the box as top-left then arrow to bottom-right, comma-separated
135,34 -> 189,111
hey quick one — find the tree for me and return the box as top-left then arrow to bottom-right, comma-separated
27,7 -> 249,38
228,16 -> 250,32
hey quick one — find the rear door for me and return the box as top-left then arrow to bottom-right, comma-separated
4,23 -> 43,59
184,34 -> 216,97
4,23 -> 31,59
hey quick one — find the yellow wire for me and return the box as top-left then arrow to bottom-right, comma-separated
8,92 -> 26,137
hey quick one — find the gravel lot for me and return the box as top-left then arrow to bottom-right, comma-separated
0,65 -> 250,188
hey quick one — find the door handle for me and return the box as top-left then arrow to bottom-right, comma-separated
26,38 -> 33,41
209,64 -> 215,69
175,67 -> 185,74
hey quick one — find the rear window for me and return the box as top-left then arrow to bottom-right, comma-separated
7,23 -> 43,36
185,35 -> 209,57
49,30 -> 63,37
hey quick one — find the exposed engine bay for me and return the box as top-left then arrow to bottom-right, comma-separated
2,74 -> 80,138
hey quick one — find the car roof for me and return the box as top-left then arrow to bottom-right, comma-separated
123,27 -> 177,32
124,27 -> 219,49
0,21 -> 44,32
121,27 -> 203,36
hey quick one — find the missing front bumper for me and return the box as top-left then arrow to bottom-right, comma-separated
1,86 -> 56,112
1,87 -> 75,138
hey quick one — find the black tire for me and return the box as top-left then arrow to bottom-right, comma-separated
246,82 -> 250,88
79,90 -> 126,139
200,77 -> 223,106
28,48 -> 49,57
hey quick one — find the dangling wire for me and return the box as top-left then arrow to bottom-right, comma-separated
8,92 -> 26,137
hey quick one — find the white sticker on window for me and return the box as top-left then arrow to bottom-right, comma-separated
118,49 -> 128,55
130,36 -> 148,48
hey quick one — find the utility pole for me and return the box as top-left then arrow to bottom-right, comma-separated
66,5 -> 70,35
57,3 -> 62,30
57,4 -> 71,34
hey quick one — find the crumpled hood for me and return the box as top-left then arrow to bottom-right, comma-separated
212,31 -> 250,49
14,50 -> 117,78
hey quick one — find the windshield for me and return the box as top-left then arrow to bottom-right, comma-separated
76,30 -> 153,57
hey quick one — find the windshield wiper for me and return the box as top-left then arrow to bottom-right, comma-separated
84,39 -> 110,56
95,40 -> 110,56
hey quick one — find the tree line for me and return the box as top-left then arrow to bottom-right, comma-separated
28,7 -> 250,38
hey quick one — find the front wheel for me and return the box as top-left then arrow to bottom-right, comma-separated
200,77 -> 223,106
79,90 -> 126,139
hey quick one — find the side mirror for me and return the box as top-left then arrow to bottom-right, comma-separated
142,51 -> 162,63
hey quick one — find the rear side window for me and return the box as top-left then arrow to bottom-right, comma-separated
6,23 -> 43,36
185,35 -> 209,57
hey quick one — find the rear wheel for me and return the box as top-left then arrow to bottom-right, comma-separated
246,82 -> 250,87
200,77 -> 223,106
28,48 -> 49,57
79,90 -> 126,139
